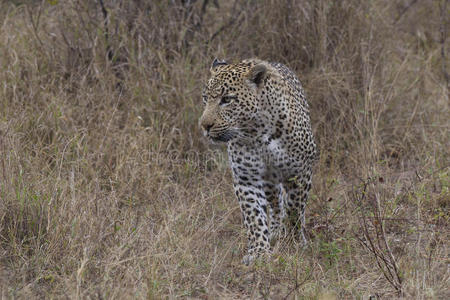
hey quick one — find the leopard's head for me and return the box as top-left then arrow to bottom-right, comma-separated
199,58 -> 271,143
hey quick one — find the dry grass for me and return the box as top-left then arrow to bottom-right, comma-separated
0,0 -> 448,299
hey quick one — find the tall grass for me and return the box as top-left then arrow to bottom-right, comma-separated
0,0 -> 448,298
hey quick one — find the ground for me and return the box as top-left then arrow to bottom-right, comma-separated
0,0 -> 448,299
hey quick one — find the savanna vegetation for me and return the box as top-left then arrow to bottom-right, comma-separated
0,0 -> 448,298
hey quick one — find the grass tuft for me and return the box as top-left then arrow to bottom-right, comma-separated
0,0 -> 448,298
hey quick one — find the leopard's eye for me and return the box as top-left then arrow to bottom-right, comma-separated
220,95 -> 236,106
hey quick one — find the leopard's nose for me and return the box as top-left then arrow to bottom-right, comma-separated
202,122 -> 214,133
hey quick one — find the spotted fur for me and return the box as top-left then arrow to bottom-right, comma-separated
199,58 -> 317,264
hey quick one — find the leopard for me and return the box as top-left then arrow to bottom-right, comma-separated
199,58 -> 317,265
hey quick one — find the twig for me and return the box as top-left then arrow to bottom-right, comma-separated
394,0 -> 418,25
352,178 -> 403,295
282,261 -> 312,300
0,124 -> 10,189
180,0 -> 218,50
439,0 -> 449,86
98,0 -> 113,61
26,0 -> 45,48
209,0 -> 242,42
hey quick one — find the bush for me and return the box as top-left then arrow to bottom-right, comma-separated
0,0 -> 448,298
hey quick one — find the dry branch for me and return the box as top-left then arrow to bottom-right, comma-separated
352,177 -> 403,295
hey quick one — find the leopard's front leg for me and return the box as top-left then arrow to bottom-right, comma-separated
228,143 -> 271,265
234,182 -> 271,265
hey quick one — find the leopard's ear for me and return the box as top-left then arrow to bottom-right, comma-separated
247,63 -> 268,87
210,58 -> 228,73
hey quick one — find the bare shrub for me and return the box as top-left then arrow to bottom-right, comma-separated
352,177 -> 403,295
